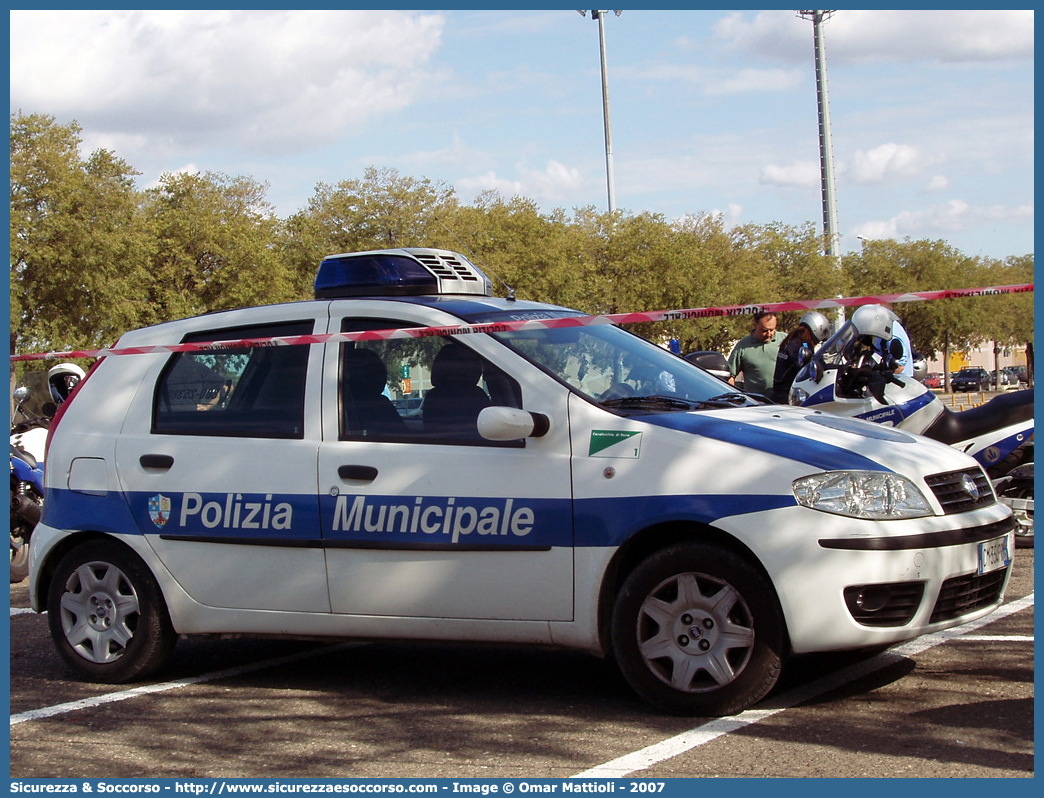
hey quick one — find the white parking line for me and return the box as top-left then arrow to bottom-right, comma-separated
10,607 -> 37,616
572,593 -> 1034,778
957,634 -> 1033,642
10,593 -> 1034,743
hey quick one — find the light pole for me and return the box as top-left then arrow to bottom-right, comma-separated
798,10 -> 843,324
579,10 -> 622,214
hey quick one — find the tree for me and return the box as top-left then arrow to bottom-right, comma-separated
10,112 -> 151,391
140,171 -> 293,322
733,221 -> 841,334
280,167 -> 459,298
970,254 -> 1034,381
435,191 -> 590,308
841,238 -> 985,360
667,214 -> 772,353
10,107 -> 1034,391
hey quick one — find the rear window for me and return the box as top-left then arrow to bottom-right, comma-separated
153,321 -> 313,439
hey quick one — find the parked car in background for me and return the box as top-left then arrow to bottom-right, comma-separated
392,396 -> 424,419
923,372 -> 943,390
990,370 -> 1012,389
1003,366 -> 1027,387
951,367 -> 991,392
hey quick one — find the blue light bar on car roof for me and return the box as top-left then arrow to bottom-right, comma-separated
314,248 -> 493,299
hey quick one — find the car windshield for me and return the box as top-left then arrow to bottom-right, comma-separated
488,313 -> 757,412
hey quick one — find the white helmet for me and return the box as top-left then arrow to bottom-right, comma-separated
911,352 -> 927,382
48,363 -> 85,405
799,311 -> 832,343
850,304 -> 898,340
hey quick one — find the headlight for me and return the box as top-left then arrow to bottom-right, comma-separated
793,471 -> 933,519
789,387 -> 809,406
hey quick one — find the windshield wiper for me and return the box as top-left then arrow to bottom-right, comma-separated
600,395 -> 699,411
695,393 -> 759,408
601,393 -> 762,413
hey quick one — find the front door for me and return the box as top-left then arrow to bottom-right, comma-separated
318,312 -> 574,621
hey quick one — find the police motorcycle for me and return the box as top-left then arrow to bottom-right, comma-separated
789,305 -> 1033,547
10,364 -> 84,581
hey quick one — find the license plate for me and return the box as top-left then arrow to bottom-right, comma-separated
977,535 -> 1011,575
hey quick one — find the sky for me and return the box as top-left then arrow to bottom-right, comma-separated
8,8 -> 1035,262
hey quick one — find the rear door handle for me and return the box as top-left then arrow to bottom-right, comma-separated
140,454 -> 174,470
338,465 -> 378,482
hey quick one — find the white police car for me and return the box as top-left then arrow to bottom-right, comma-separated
29,248 -> 1015,716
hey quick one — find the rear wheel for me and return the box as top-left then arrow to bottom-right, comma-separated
47,540 -> 177,683
985,443 -> 1030,480
10,487 -> 35,583
612,542 -> 785,716
10,531 -> 29,583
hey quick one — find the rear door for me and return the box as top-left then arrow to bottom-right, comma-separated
113,311 -> 330,612
317,308 -> 575,621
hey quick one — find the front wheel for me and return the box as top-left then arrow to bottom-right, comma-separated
612,543 -> 786,716
47,539 -> 177,683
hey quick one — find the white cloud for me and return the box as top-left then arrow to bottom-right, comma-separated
829,10 -> 1035,63
457,160 -> 582,205
705,68 -> 803,96
759,161 -> 820,189
714,9 -> 1034,65
141,163 -> 201,191
626,63 -> 802,96
852,143 -> 938,184
10,10 -> 447,155
926,175 -> 950,192
456,171 -> 524,200
521,160 -> 585,203
707,204 -> 744,227
393,133 -> 473,171
712,10 -> 808,61
852,200 -> 1034,240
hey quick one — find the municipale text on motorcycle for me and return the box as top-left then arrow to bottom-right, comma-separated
789,304 -> 1033,547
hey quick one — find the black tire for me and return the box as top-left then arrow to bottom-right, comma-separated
10,532 -> 29,583
612,543 -> 786,716
995,471 -> 1033,549
985,443 -> 1029,480
47,539 -> 177,683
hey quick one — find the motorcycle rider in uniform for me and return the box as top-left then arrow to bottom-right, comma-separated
771,311 -> 831,404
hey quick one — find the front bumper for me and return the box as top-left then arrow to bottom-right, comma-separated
719,503 -> 1016,654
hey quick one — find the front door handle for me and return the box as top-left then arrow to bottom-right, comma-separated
338,465 -> 378,482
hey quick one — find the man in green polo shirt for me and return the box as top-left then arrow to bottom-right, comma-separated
727,310 -> 785,397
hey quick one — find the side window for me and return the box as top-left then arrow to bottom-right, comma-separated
339,318 -> 522,444
153,321 -> 313,439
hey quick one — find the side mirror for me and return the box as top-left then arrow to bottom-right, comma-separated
13,386 -> 30,405
888,338 -> 904,360
797,347 -> 813,368
477,406 -> 551,441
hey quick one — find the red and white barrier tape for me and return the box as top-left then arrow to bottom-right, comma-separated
9,283 -> 1033,363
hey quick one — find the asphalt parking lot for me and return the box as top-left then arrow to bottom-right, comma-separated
9,548 -> 1034,779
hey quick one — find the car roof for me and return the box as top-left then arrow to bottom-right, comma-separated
380,294 -> 577,322
113,294 -> 580,347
